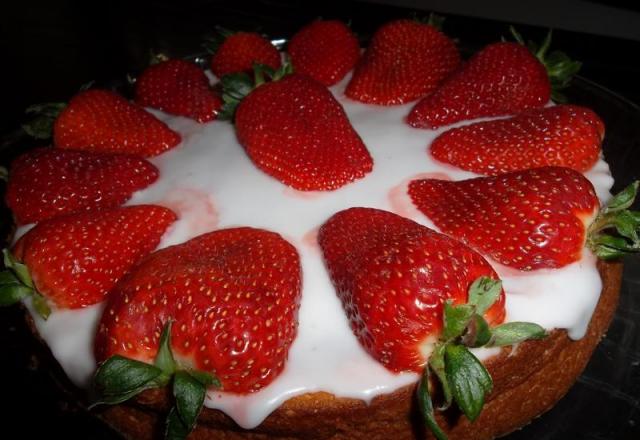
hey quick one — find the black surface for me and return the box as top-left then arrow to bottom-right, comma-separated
2,1 -> 640,439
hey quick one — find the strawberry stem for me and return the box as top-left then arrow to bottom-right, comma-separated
587,181 -> 640,259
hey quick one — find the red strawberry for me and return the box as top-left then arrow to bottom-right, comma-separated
288,20 -> 360,86
318,207 -> 505,372
5,147 -> 159,225
135,59 -> 222,123
407,38 -> 572,128
345,19 -> 459,105
408,167 -> 601,270
94,227 -> 301,394
7,205 -> 176,313
430,105 -> 604,175
54,89 -> 181,157
209,31 -> 281,78
234,74 -> 373,191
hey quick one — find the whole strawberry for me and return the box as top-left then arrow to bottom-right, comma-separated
430,105 -> 604,175
318,207 -> 505,372
234,73 -> 373,191
288,20 -> 360,86
409,167 -> 640,270
345,19 -> 459,105
135,59 -> 222,123
1,205 -> 177,318
94,227 -> 301,394
408,30 -> 581,129
54,89 -> 181,157
209,31 -> 281,78
5,147 -> 159,225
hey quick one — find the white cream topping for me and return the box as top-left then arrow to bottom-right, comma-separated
20,75 -> 614,429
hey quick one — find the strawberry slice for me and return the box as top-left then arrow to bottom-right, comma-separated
407,30 -> 581,129
208,30 -> 281,78
135,59 -> 223,123
409,167 -> 640,270
288,20 -> 360,86
345,19 -> 459,105
94,227 -> 301,394
318,207 -> 505,372
234,73 -> 373,191
5,147 -> 159,225
1,205 -> 177,317
53,89 -> 181,157
430,105 -> 604,175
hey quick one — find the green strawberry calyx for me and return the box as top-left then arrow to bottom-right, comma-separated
217,62 -> 293,121
587,181 -> 640,260
0,248 -> 51,319
91,321 -> 220,440
509,26 -> 582,103
417,277 -> 546,440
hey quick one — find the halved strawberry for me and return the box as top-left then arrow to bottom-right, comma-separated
318,207 -> 505,372
1,205 -> 177,317
409,167 -> 640,270
288,20 -> 360,86
407,30 -> 581,129
345,19 -> 459,105
429,105 -> 604,175
94,227 -> 301,394
234,73 -> 373,191
135,59 -> 223,123
5,147 -> 159,225
54,89 -> 181,157
319,207 -> 546,438
209,31 -> 281,78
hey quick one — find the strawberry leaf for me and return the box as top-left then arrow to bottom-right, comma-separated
165,407 -> 191,440
416,367 -> 448,440
461,314 -> 492,348
172,370 -> 208,434
467,277 -> 502,316
488,322 -> 546,347
32,292 -> 52,320
155,321 -> 177,375
428,343 -> 452,410
22,102 -> 67,139
218,72 -> 254,121
91,355 -> 166,407
605,181 -> 639,213
188,369 -> 220,388
3,249 -> 34,288
445,344 -> 492,422
0,276 -> 32,306
442,301 -> 475,341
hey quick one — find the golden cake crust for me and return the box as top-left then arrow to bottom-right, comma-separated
92,259 -> 623,440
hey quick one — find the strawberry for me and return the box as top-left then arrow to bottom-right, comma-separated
234,73 -> 373,191
53,89 -> 182,157
408,167 -> 640,271
429,105 -> 604,176
318,207 -> 505,372
407,30 -> 581,129
288,20 -> 360,86
135,59 -> 223,123
345,19 -> 459,105
5,147 -> 159,225
209,31 -> 281,78
94,227 -> 301,394
1,205 -> 177,317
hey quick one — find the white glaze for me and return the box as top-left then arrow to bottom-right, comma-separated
21,74 -> 614,429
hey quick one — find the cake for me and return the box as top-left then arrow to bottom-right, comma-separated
1,17 -> 635,440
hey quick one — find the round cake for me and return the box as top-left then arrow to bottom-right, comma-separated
2,18 -> 635,440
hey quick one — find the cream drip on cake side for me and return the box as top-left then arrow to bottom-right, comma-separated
20,74 -> 614,429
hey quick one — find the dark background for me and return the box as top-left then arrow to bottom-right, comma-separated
1,1 -> 640,439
